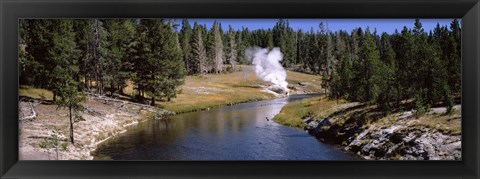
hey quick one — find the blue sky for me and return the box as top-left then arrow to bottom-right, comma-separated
174,19 -> 458,34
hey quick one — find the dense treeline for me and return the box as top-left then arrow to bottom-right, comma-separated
326,19 -> 461,114
20,18 -> 461,112
20,19 -> 186,106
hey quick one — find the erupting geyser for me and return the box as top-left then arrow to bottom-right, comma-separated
246,47 -> 289,95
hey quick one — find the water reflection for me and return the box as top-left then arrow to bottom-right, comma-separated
93,94 -> 357,160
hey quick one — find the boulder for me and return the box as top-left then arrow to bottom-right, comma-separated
305,120 -> 319,130
268,85 -> 289,95
298,82 -> 308,86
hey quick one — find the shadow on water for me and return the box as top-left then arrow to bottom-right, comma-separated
92,94 -> 358,160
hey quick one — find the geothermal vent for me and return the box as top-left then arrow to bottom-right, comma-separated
247,47 -> 289,95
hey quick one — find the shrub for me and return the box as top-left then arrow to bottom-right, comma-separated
38,127 -> 69,160
414,93 -> 430,117
445,94 -> 455,115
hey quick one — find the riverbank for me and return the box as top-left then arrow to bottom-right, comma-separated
273,96 -> 462,160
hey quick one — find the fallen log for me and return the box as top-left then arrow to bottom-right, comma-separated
19,102 -> 37,121
86,92 -> 149,107
85,92 -> 174,114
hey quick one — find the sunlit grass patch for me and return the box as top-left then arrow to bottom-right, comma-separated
273,96 -> 347,128
377,109 -> 462,135
162,87 -> 274,113
19,85 -> 54,100
286,70 -> 322,86
272,100 -> 310,128
415,112 -> 462,135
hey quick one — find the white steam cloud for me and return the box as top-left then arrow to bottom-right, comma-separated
246,47 -> 289,94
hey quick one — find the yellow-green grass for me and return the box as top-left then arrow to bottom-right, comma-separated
19,85 -> 54,100
273,96 -> 347,128
272,99 -> 311,128
376,109 -> 462,135
415,111 -> 462,134
285,70 -> 322,87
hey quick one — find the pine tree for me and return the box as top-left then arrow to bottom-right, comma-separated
318,22 -> 328,75
380,32 -> 396,64
267,30 -> 274,49
91,19 -> 110,95
129,20 -> 153,102
296,29 -> 308,70
103,19 -> 136,96
118,20 -> 137,94
135,19 -> 186,105
206,24 -> 216,73
236,29 -> 248,65
376,32 -> 397,110
192,22 -> 208,74
22,20 -> 57,93
358,27 -> 382,102
325,30 -> 335,76
48,20 -> 84,144
160,21 -> 187,102
391,26 -> 414,105
306,28 -> 320,74
322,29 -> 335,94
226,25 -> 238,71
350,28 -> 362,60
273,19 -> 296,67
144,19 -> 165,105
73,19 -> 94,92
412,19 -> 443,105
179,19 -> 194,75
19,19 -> 30,85
285,22 -> 297,67
212,21 -> 224,73
448,19 -> 461,95
332,31 -> 352,98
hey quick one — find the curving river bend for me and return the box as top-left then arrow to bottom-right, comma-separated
92,94 -> 357,160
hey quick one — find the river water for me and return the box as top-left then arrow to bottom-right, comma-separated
92,94 -> 357,160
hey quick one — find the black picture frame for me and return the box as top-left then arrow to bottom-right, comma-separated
1,0 -> 479,178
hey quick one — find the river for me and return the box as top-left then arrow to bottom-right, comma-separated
92,94 -> 357,160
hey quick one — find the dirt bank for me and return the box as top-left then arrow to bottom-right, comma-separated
19,96 -> 168,160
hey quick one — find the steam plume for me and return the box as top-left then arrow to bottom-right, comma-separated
246,47 -> 289,93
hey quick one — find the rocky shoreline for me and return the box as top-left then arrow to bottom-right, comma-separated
303,103 -> 461,160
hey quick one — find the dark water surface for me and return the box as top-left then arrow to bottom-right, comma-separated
93,94 -> 357,160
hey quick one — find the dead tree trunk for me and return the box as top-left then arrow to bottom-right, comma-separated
69,107 -> 74,144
